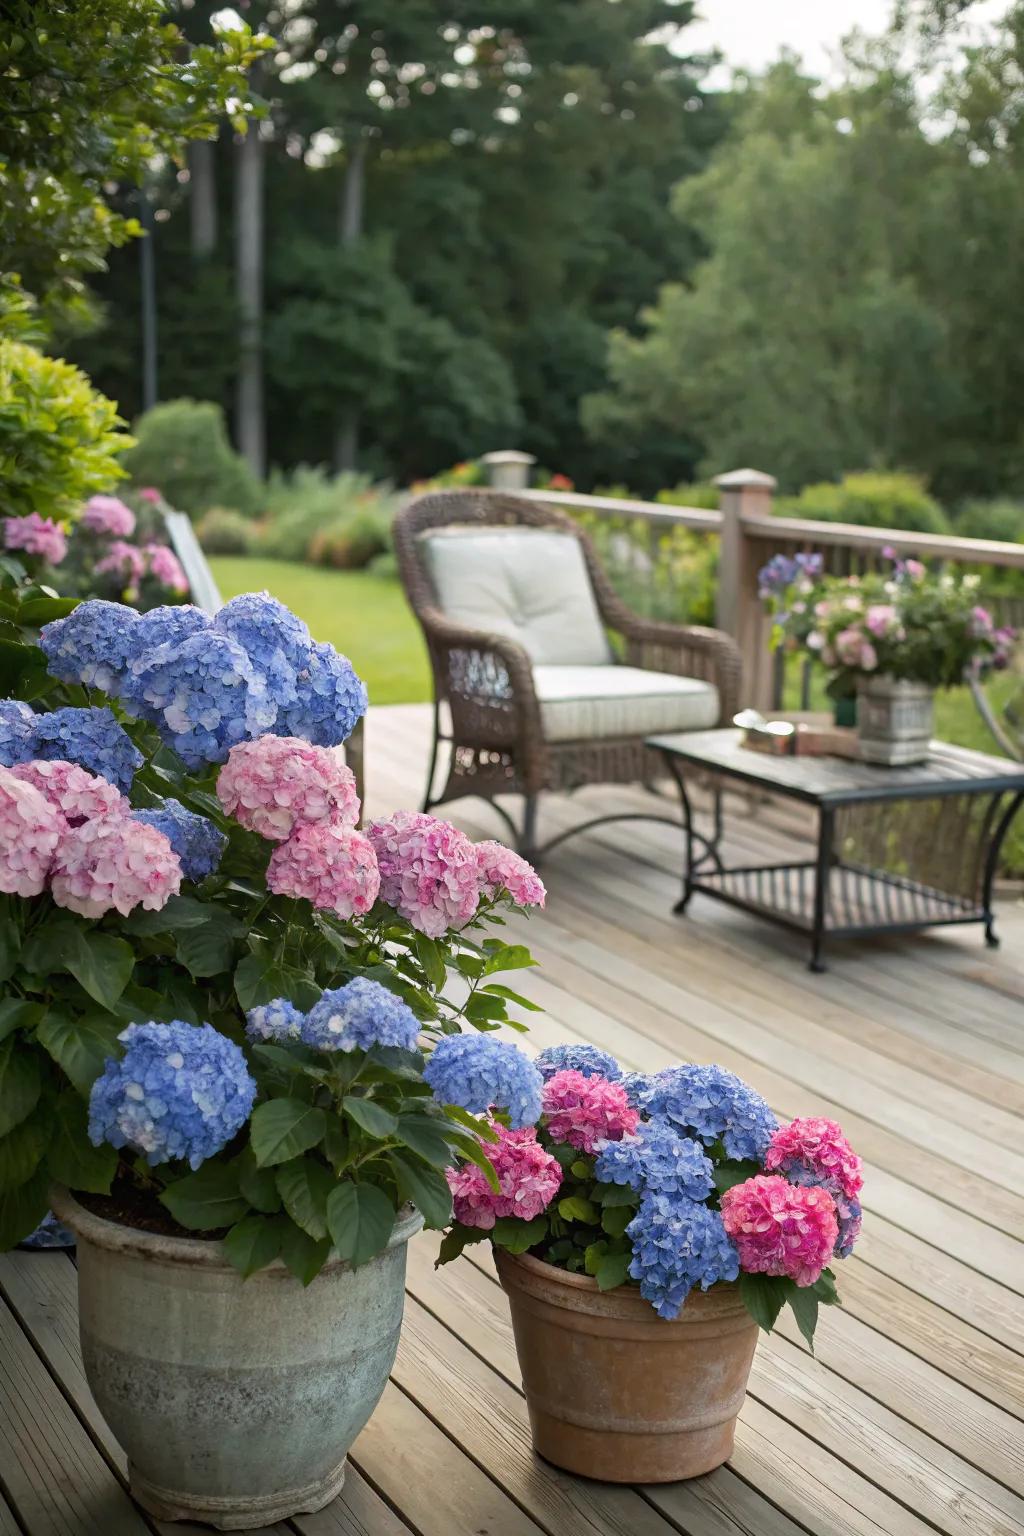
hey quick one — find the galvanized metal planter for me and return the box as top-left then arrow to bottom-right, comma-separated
856,674 -> 935,766
51,1187 -> 422,1530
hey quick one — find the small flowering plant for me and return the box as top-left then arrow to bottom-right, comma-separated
760,547 -> 1015,695
0,578 -> 547,1280
58,492 -> 191,611
438,1045 -> 863,1346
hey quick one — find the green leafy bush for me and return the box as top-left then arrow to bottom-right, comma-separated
775,473 -> 949,536
196,507 -> 256,556
656,482 -> 721,510
953,498 -> 1024,544
0,338 -> 130,522
260,467 -> 395,568
121,399 -> 261,519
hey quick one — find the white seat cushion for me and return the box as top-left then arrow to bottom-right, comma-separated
533,666 -> 720,743
421,527 -> 612,667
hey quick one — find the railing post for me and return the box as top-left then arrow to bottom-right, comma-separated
713,468 -> 777,712
481,450 -> 536,491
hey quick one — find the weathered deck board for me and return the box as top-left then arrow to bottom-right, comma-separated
4,701 -> 1023,1536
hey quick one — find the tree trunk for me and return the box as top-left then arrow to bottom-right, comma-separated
235,122 -> 265,478
333,135 -> 367,474
189,139 -> 218,259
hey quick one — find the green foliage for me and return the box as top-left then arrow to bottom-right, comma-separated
0,0 -> 270,322
953,499 -> 1024,545
121,400 -> 262,518
195,507 -> 257,556
257,467 -> 397,570
776,474 -> 948,536
0,338 -> 130,522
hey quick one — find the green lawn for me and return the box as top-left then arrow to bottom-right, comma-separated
210,558 -> 430,705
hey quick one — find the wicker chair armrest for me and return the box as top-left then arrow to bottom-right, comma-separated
617,617 -> 744,723
417,605 -> 544,762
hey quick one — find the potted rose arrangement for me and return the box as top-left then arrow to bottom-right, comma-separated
438,1044 -> 862,1483
760,548 -> 1015,762
0,580 -> 547,1527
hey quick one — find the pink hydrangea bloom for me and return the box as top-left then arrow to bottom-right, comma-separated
0,767 -> 63,896
10,759 -> 127,828
81,495 -> 136,537
763,1116 -> 863,1200
217,735 -> 359,841
145,543 -> 189,594
541,1069 -> 639,1153
720,1174 -> 838,1287
51,815 -> 182,918
267,824 -> 379,917
446,1124 -> 562,1229
864,603 -> 898,637
95,540 -> 146,585
365,811 -> 480,937
3,513 -> 67,565
475,841 -> 546,907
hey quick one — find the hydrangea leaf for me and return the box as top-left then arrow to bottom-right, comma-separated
250,1098 -> 326,1168
600,1204 -> 633,1238
491,1215 -> 548,1254
558,1195 -> 599,1225
234,1146 -> 282,1214
480,984 -> 543,1011
23,923 -> 133,1013
342,1096 -> 399,1141
388,1151 -> 452,1229
175,913 -> 244,979
275,1156 -> 334,1240
481,943 -> 537,974
0,1101 -> 52,1191
392,1112 -> 453,1167
786,1283 -> 819,1353
0,1164 -> 51,1250
595,1251 -> 632,1291
441,1130 -> 499,1193
36,1010 -> 122,1096
160,1162 -> 249,1231
46,1090 -> 115,1195
739,1272 -> 789,1334
0,1036 -> 42,1137
222,1214 -> 285,1279
277,1218 -> 332,1286
326,1180 -> 396,1267
435,1224 -> 487,1266
0,1000 -> 43,1044
713,1160 -> 762,1196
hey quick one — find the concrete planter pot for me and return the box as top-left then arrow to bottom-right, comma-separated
495,1249 -> 759,1482
856,674 -> 935,766
51,1186 -> 422,1529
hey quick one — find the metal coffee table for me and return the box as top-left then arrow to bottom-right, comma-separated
648,728 -> 1024,972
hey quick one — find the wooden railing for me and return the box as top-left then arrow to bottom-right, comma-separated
484,461 -> 1024,712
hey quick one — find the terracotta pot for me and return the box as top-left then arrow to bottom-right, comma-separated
495,1249 -> 758,1482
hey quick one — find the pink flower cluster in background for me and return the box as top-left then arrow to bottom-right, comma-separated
3,513 -> 67,566
95,540 -> 146,587
720,1174 -> 839,1287
446,1123 -> 562,1229
144,542 -> 188,594
82,495 -> 136,538
218,735 -> 359,841
541,1067 -> 640,1153
0,760 -> 181,914
834,626 -> 877,672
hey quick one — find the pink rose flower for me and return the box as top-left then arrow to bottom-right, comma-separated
3,513 -> 67,565
51,815 -> 181,917
0,767 -> 63,896
266,824 -> 380,917
81,495 -> 136,537
365,810 -> 480,937
446,1123 -> 562,1229
541,1069 -> 639,1153
720,1174 -> 838,1287
145,543 -> 189,594
475,841 -> 545,907
10,759 -> 127,828
217,735 -> 359,842
763,1116 -> 863,1200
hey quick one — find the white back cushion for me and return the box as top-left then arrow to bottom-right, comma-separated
421,527 -> 611,666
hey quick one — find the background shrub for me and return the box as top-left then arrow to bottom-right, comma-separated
775,472 -> 949,535
195,506 -> 256,556
121,398 -> 262,518
260,466 -> 396,567
952,498 -> 1024,544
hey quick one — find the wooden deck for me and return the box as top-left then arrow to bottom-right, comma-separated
3,700 -> 1023,1536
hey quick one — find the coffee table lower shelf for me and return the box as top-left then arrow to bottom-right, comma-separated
688,862 -> 985,954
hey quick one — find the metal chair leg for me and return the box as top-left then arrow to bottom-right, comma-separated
421,702 -> 441,811
521,795 -> 539,860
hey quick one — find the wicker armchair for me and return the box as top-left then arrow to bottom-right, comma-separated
394,489 -> 742,856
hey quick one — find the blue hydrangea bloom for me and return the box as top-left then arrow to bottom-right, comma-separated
214,592 -> 313,707
0,698 -> 37,767
535,1043 -> 621,1081
131,798 -> 227,882
245,998 -> 306,1044
39,599 -> 141,694
31,706 -> 143,791
594,1121 -> 714,1201
626,1192 -> 740,1319
618,1070 -> 656,1109
122,631 -> 277,768
834,1195 -> 862,1260
641,1064 -> 778,1163
423,1033 -> 542,1129
127,604 -> 212,662
18,1211 -> 76,1250
279,641 -> 367,747
88,1020 -> 256,1170
302,977 -> 420,1053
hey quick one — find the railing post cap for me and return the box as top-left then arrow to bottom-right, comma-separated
481,449 -> 537,466
713,468 -> 778,490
